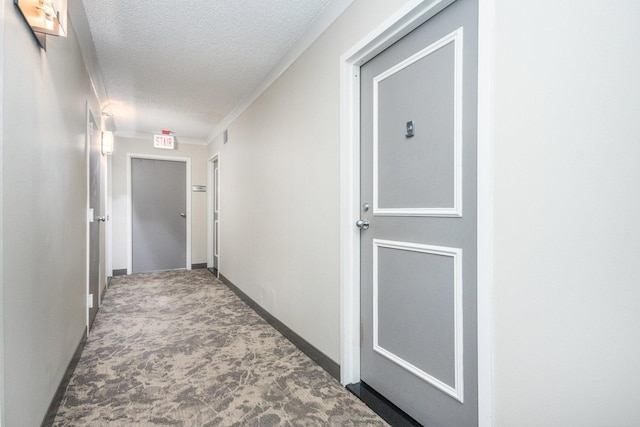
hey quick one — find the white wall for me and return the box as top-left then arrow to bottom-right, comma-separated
111,137 -> 209,270
207,0 -> 413,363
2,2 -> 101,424
0,1 -> 5,424
491,1 -> 640,425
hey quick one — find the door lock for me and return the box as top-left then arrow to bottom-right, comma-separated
356,219 -> 370,230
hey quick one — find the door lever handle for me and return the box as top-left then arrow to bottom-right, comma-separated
96,216 -> 106,222
180,213 -> 186,218
356,219 -> 370,230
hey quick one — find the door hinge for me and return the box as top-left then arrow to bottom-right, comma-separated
88,293 -> 93,309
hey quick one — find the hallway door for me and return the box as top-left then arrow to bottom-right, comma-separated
359,0 -> 478,425
131,158 -> 187,273
212,158 -> 219,273
88,112 -> 102,328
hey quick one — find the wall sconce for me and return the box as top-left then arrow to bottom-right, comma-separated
15,0 -> 67,49
102,131 -> 114,156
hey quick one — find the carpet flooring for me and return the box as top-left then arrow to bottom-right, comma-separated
53,269 -> 387,426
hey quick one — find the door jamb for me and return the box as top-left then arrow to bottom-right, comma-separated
85,103 -> 93,334
85,104 -> 103,334
338,0 -> 493,425
207,153 -> 220,277
105,154 -> 113,284
126,153 -> 192,274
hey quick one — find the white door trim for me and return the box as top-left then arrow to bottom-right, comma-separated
338,0 -> 493,425
476,0 -> 494,423
126,153 -> 192,274
207,153 -> 220,276
106,154 -> 113,281
0,1 -> 5,418
85,103 -> 93,333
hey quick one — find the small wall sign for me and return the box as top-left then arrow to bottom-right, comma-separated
154,134 -> 175,150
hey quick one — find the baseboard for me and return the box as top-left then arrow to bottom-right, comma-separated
346,382 -> 422,427
218,274 -> 340,381
191,263 -> 208,270
112,269 -> 127,276
41,327 -> 88,427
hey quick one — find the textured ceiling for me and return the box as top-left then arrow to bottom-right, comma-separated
82,0 -> 334,143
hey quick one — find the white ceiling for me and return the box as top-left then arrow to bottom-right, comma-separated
81,0 -> 348,144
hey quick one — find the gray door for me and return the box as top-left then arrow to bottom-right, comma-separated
132,158 -> 187,273
359,0 -> 478,425
88,113 -> 102,328
213,159 -> 219,272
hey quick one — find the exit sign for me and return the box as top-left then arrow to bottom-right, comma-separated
154,134 -> 175,150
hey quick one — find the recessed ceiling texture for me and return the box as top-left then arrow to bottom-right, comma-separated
82,0 -> 337,143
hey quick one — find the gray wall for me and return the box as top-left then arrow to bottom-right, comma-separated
1,1 -> 101,424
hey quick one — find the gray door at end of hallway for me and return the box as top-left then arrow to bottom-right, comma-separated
131,158 -> 187,273
359,0 -> 478,425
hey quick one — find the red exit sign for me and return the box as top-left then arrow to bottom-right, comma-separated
154,134 -> 175,150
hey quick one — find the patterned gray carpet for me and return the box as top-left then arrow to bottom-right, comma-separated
53,270 -> 387,426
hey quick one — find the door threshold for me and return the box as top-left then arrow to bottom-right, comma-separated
346,382 -> 423,427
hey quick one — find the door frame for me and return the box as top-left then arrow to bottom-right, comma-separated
338,0 -> 493,424
207,153 -> 220,276
105,154 -> 113,284
85,103 -> 102,332
126,153 -> 192,274
84,103 -> 92,332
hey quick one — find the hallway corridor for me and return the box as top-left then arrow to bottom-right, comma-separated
51,270 -> 386,426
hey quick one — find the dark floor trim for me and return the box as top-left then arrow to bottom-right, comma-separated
112,269 -> 127,277
41,328 -> 88,427
346,382 -> 423,427
208,267 -> 218,276
218,273 -> 340,381
191,263 -> 208,270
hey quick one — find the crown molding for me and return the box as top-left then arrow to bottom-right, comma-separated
67,0 -> 108,115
